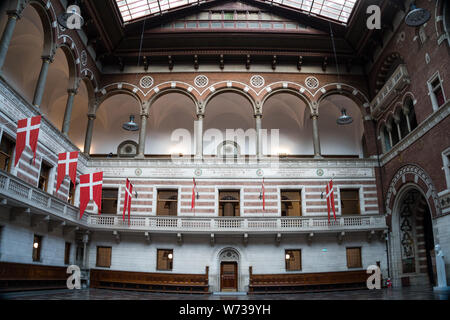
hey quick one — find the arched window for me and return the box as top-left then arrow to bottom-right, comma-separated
404,98 -> 418,131
389,118 -> 400,146
398,110 -> 409,139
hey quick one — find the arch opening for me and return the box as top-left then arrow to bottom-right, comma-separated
204,92 -> 255,156
146,92 -> 197,155
391,186 -> 437,287
91,94 -> 141,155
318,94 -> 364,157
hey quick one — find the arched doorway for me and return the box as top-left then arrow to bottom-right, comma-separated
391,186 -> 437,287
218,248 -> 240,292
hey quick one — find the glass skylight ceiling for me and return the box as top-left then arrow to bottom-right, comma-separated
116,0 -> 199,22
267,0 -> 358,24
115,0 -> 358,24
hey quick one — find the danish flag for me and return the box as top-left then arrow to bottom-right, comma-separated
15,116 -> 41,166
79,172 -> 103,219
123,178 -> 134,225
56,151 -> 78,193
191,178 -> 198,212
326,179 -> 337,223
262,178 -> 265,211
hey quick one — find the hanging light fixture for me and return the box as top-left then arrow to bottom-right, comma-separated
405,2 -> 431,27
122,115 -> 139,131
329,22 -> 353,126
337,109 -> 353,125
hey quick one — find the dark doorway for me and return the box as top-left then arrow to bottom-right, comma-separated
220,262 -> 238,291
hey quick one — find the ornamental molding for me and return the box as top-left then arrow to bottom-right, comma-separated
380,101 -> 450,166
385,164 -> 441,218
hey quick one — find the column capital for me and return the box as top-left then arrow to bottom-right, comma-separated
87,114 -> 96,120
41,55 -> 55,64
197,113 -> 205,120
140,111 -> 149,118
67,88 -> 78,95
254,113 -> 262,119
6,10 -> 22,20
310,111 -> 319,119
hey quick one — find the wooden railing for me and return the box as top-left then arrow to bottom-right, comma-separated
90,266 -> 209,293
248,266 -> 369,293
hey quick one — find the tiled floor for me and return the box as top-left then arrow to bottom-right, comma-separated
1,287 -> 449,300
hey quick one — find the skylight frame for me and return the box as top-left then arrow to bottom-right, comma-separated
114,0 -> 359,25
115,0 -> 201,23
267,0 -> 359,25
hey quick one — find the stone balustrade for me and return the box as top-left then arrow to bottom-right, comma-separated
0,169 -> 387,234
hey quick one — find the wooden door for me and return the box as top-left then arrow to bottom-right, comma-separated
221,262 -> 237,291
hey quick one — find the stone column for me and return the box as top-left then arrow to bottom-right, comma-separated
386,124 -> 393,148
61,88 -> 78,136
255,114 -> 262,158
0,11 -> 21,72
403,108 -> 411,133
195,114 -> 204,158
32,55 -> 53,108
83,114 -> 96,155
82,232 -> 89,270
137,111 -> 149,158
311,112 -> 322,158
394,117 -> 402,140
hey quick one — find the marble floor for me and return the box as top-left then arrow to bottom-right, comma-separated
1,287 -> 449,300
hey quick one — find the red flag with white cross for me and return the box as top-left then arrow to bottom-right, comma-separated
56,151 -> 78,193
15,116 -> 41,166
123,178 -> 134,225
326,179 -> 337,223
79,172 -> 103,219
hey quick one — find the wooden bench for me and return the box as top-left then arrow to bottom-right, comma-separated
0,262 -> 68,292
248,267 -> 369,294
90,266 -> 210,294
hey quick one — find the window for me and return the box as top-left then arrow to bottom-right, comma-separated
157,249 -> 173,271
285,249 -> 301,271
281,190 -> 302,216
101,188 -> 118,214
64,242 -> 71,265
157,190 -> 178,216
96,246 -> 112,268
340,189 -> 360,215
38,161 -> 52,192
390,120 -> 400,146
428,73 -> 446,110
224,12 -> 234,20
32,235 -> 42,262
405,99 -> 418,131
219,190 -> 240,217
443,149 -> 450,189
68,181 -> 75,205
0,134 -> 14,173
382,126 -> 391,152
398,113 -> 409,139
346,247 -> 362,268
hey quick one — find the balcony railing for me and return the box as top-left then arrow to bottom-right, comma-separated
87,214 -> 387,233
0,170 -> 387,233
370,64 -> 410,119
0,170 -> 87,225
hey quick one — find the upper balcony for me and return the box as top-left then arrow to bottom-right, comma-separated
370,64 -> 410,119
0,170 -> 387,236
